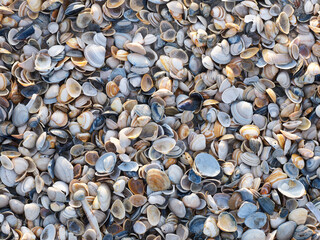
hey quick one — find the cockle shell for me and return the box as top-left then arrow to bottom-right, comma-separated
146,169 -> 171,191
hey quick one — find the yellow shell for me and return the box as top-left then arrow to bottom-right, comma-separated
239,125 -> 260,140
265,168 -> 288,187
146,169 -> 171,191
106,81 -> 119,98
214,121 -> 226,139
291,154 -> 305,170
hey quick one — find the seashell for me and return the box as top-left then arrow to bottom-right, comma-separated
182,193 -> 201,209
177,92 -> 203,111
276,221 -> 297,240
147,205 -> 161,226
288,208 -> 308,225
41,224 -> 56,240
241,229 -> 266,240
211,43 -> 232,65
277,179 -> 306,198
24,203 -> 40,221
95,152 -> 117,174
221,86 -> 239,104
238,202 -> 257,219
146,169 -> 171,191
240,125 -> 260,140
168,198 -> 186,218
128,53 -> 150,67
97,183 -> 111,211
189,215 -> 206,235
245,212 -> 267,229
203,215 -> 219,238
217,212 -> 237,232
217,111 -> 231,127
77,111 -> 94,131
276,71 -> 290,89
292,225 -> 313,240
133,221 -> 147,235
153,137 -> 176,154
54,156 -> 74,183
189,133 -> 206,152
195,153 -> 220,177
67,218 -> 85,236
240,47 -> 259,59
258,196 -> 275,215
110,199 -> 125,219
12,104 -> 29,127
239,173 -> 254,189
265,168 -> 288,188
291,154 -> 305,170
231,101 -> 253,125
283,163 -> 299,179
239,152 -> 260,167
276,12 -> 290,34
84,44 -> 106,68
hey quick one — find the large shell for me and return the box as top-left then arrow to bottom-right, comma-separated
231,101 -> 253,125
194,153 -> 221,177
277,179 -> 306,198
146,169 -> 171,191
84,44 -> 106,68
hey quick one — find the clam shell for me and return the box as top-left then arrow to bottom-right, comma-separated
24,203 -> 40,221
240,152 -> 260,167
147,205 -> 161,226
153,137 -> 176,154
84,44 -> 106,68
95,152 -> 117,174
288,208 -> 308,225
277,179 -> 306,199
241,229 -> 266,240
238,202 -> 257,219
217,212 -> 237,232
240,125 -> 260,140
54,156 -> 74,183
231,101 -> 253,125
244,212 -> 267,229
146,168 -> 171,191
211,44 -> 232,64
168,198 -> 186,218
203,215 -> 219,237
110,199 -> 125,219
127,53 -> 150,67
195,153 -> 220,177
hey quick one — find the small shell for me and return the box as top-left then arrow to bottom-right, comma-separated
217,212 -> 237,232
153,137 -> 176,154
239,125 -> 260,140
147,205 -> 161,226
110,199 -> 125,219
195,153 -> 220,177
84,44 -> 106,68
276,12 -> 290,34
146,169 -> 171,191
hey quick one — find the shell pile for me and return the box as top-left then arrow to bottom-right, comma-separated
3,0 -> 320,239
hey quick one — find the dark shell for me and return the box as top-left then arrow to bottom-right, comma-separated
13,25 -> 35,41
65,2 -> 85,15
293,225 -> 313,240
258,197 -> 275,215
177,92 -> 203,111
189,215 -> 206,235
188,169 -> 202,184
